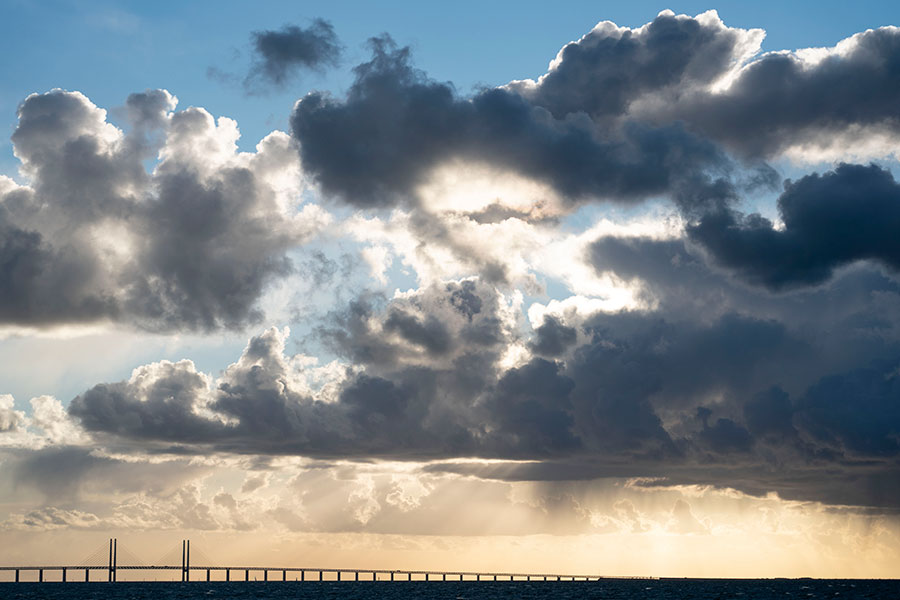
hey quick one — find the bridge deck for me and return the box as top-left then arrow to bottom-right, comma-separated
0,565 -> 655,580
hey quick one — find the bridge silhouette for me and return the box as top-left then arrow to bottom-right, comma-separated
0,538 -> 655,583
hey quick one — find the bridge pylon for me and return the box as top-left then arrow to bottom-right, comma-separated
181,539 -> 190,582
107,538 -> 117,582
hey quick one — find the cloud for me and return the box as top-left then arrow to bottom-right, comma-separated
0,89 -> 325,331
509,9 -> 764,123
58,266 -> 900,509
651,26 -> 900,160
796,363 -> 900,458
290,33 -> 738,210
667,498 -> 709,534
68,359 -> 222,443
246,20 -> 341,90
291,11 -> 900,218
529,315 -> 578,358
0,395 -> 26,433
5,445 -> 209,501
28,396 -> 85,445
688,163 -> 900,291
7,10 -> 900,533
3,506 -> 103,531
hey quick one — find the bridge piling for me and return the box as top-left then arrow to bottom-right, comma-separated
244,569 -> 249,581
282,569 -> 286,581
85,568 -> 89,582
62,568 -> 66,582
206,569 -> 210,582
263,570 -> 267,582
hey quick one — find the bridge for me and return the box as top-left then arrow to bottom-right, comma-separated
0,539 -> 656,583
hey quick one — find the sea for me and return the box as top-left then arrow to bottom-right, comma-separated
0,580 -> 897,600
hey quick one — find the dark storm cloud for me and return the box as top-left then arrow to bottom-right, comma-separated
696,408 -> 754,454
688,164 -> 900,290
383,309 -> 452,355
656,26 -> 900,158
247,20 -> 341,90
589,234 -> 900,372
742,387 -> 797,442
318,279 -> 506,369
64,263 -> 900,508
69,282 -> 574,460
290,11 -> 900,215
0,89 -> 317,331
70,282 -> 508,458
513,11 -> 900,159
513,10 -> 756,121
483,358 -> 580,454
584,231 -> 900,505
529,315 -> 577,357
796,362 -> 900,458
290,34 -> 736,209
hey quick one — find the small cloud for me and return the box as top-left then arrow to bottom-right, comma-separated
243,19 -> 341,92
667,498 -> 709,535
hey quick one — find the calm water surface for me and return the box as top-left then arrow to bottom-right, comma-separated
0,580 -> 897,599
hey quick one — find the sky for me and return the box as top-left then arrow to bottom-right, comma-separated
1,0 -> 900,579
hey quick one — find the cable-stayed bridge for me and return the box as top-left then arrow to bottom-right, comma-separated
0,539 -> 655,583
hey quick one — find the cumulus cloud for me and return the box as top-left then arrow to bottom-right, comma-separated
0,395 -> 26,433
688,163 -> 900,290
290,33 -> 738,211
58,264 -> 900,509
291,10 -> 900,221
6,9 -> 900,544
508,9 -> 764,123
70,280 -> 519,458
0,89 -> 325,331
651,26 -> 900,160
